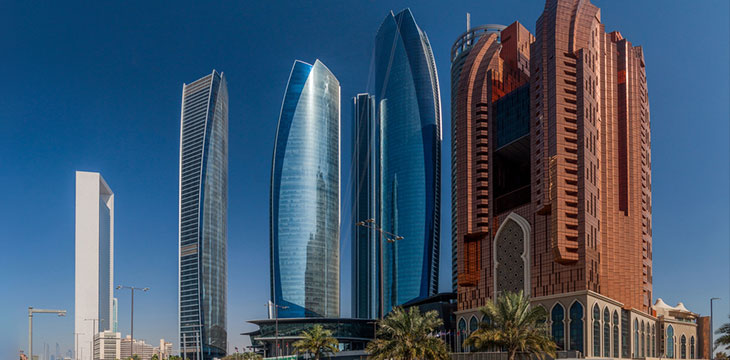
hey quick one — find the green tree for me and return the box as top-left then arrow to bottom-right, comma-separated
168,356 -> 182,360
366,306 -> 449,360
464,291 -> 556,360
716,352 -> 729,360
292,324 -> 340,360
151,354 -> 159,360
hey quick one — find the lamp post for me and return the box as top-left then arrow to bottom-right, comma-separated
116,285 -> 149,358
28,307 -> 66,360
266,303 -> 289,358
710,297 -> 720,360
355,218 -> 403,319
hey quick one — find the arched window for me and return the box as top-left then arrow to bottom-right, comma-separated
481,314 -> 491,326
681,335 -> 687,359
535,306 -> 548,336
458,318 -> 467,352
641,321 -> 646,357
690,336 -> 695,359
613,311 -> 620,358
593,304 -> 601,356
652,324 -> 656,357
469,316 -> 479,333
603,307 -> 611,357
569,302 -> 584,354
647,328 -> 651,359
634,319 -> 639,357
552,304 -> 565,350
667,325 -> 675,358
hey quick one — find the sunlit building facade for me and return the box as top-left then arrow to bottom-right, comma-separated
452,1 -> 711,358
271,60 -> 340,318
75,171 -> 114,360
178,70 -> 228,360
372,8 -> 442,314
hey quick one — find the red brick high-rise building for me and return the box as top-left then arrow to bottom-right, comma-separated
452,1 -> 708,357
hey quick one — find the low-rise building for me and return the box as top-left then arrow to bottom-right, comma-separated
94,331 -> 121,360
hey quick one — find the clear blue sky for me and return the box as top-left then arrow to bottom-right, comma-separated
1,0 -> 728,357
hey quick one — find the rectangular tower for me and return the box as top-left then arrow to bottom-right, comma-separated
178,70 -> 228,360
75,171 -> 114,360
351,93 -> 379,319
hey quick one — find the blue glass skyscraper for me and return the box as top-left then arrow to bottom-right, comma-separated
375,9 -> 442,313
352,93 -> 378,319
178,70 -> 228,360
271,60 -> 340,318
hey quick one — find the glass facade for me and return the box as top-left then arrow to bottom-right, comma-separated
271,60 -> 340,318
374,9 -> 441,312
351,93 -> 379,319
178,70 -> 228,360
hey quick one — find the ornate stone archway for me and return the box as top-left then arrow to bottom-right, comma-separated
493,212 -> 531,298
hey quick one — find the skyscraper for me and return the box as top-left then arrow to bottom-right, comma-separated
351,93 -> 378,319
270,60 -> 340,318
75,171 -> 114,360
178,70 -> 228,360
373,9 -> 441,313
112,298 -> 118,333
453,0 -> 663,356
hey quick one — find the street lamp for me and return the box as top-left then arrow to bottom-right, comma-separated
356,218 -> 403,319
711,297 -> 721,360
266,303 -> 289,358
28,307 -> 66,360
116,285 -> 149,358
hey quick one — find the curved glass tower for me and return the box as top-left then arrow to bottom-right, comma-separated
375,9 -> 441,312
271,60 -> 340,318
178,70 -> 227,360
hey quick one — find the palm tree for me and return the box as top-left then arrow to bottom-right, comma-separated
292,324 -> 340,359
366,306 -> 449,360
464,291 -> 556,360
716,316 -> 730,348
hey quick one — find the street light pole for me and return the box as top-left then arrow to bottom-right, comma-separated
266,303 -> 289,358
356,218 -> 403,319
28,307 -> 66,360
116,285 -> 149,358
711,297 -> 720,360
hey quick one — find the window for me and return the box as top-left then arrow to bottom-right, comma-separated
634,319 -> 639,357
652,324 -> 656,358
641,321 -> 645,357
469,316 -> 479,333
604,308 -> 611,357
613,311 -> 620,357
593,304 -> 601,356
569,302 -> 584,354
690,336 -> 695,359
681,335 -> 687,359
552,304 -> 566,350
667,325 -> 675,358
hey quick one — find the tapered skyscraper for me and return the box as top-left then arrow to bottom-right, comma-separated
178,70 -> 228,360
270,60 -> 340,318
75,171 -> 114,360
368,9 -> 441,314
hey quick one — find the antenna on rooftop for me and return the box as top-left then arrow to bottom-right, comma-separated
467,12 -> 471,31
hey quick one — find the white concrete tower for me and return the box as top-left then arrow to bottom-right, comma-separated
75,171 -> 114,360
